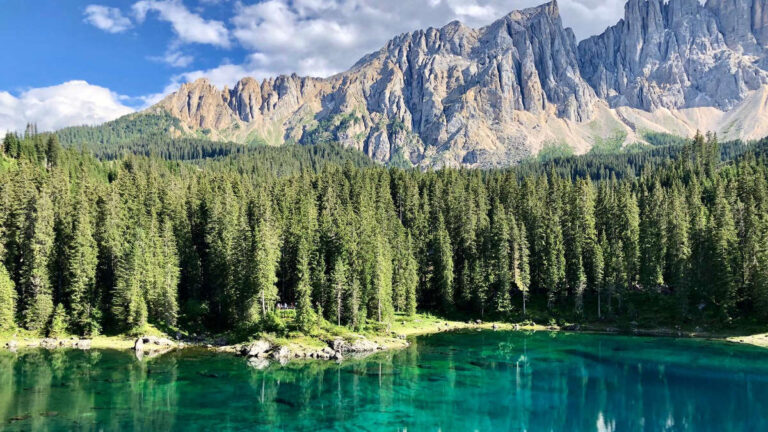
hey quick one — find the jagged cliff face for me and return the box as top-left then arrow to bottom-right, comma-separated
152,0 -> 768,168
578,0 -> 768,111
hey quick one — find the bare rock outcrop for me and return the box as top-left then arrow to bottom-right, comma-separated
147,0 -> 768,167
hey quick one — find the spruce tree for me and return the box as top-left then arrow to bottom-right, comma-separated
639,182 -> 667,289
66,191 -> 99,335
490,201 -> 512,316
0,264 -> 15,331
515,222 -> 531,316
45,135 -> 61,168
371,233 -> 394,323
707,181 -> 738,320
112,229 -> 148,331
21,189 -> 55,332
666,183 -> 691,316
157,220 -> 180,326
403,235 -> 419,316
431,213 -> 454,312
294,243 -> 316,333
249,216 -> 279,324
329,256 -> 348,326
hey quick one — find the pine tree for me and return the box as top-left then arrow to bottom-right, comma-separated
639,182 -> 667,289
579,179 -> 603,317
48,303 -> 68,337
294,243 -> 316,333
329,256 -> 348,326
157,220 -> 180,326
249,216 -> 279,324
403,235 -> 419,316
371,233 -> 394,323
543,206 -> 566,310
112,229 -> 148,331
618,185 -> 640,289
490,201 -> 512,316
707,181 -> 738,320
45,135 -> 61,168
515,222 -> 531,316
66,190 -> 99,335
431,213 -> 454,312
666,183 -> 691,316
391,233 -> 408,312
21,189 -> 55,332
0,264 -> 16,331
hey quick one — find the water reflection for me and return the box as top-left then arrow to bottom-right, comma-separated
0,331 -> 767,431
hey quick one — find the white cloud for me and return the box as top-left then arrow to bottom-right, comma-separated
0,81 -> 135,134
83,5 -> 133,33
150,49 -> 195,67
133,0 -> 230,47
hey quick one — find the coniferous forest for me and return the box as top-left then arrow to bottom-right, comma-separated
1,129 -> 768,338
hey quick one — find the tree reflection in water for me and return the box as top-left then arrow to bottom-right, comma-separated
1,331 -> 767,431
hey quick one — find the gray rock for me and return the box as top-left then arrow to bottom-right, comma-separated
152,1 -> 595,169
578,0 -> 768,111
331,337 -> 379,354
241,340 -> 272,358
73,339 -> 91,350
138,0 -> 768,167
40,338 -> 59,349
271,346 -> 291,360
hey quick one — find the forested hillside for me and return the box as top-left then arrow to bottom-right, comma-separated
1,130 -> 767,338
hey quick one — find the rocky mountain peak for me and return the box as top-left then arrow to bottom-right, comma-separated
150,0 -> 768,168
579,0 -> 768,111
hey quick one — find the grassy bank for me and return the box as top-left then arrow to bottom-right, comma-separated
2,314 -> 767,355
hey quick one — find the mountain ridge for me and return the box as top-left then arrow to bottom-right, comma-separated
142,0 -> 768,168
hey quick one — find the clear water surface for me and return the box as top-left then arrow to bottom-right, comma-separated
1,330 -> 767,431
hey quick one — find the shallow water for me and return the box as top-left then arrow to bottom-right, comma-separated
1,330 -> 767,431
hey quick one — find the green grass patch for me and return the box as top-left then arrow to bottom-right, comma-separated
537,142 -> 574,162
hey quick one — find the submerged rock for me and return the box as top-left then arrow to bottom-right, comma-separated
247,357 -> 270,370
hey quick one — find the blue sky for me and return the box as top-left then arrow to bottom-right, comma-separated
0,0 -> 245,100
0,0 -> 627,134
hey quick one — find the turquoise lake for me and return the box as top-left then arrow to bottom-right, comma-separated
2,330 -> 768,431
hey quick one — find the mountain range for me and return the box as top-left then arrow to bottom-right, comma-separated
128,0 -> 768,167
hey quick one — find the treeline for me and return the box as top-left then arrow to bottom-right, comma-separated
1,131 -> 767,338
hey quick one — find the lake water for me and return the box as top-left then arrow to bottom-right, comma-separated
1,330 -> 767,431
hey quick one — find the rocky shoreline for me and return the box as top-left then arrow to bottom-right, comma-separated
3,320 -> 767,365
226,335 -> 387,369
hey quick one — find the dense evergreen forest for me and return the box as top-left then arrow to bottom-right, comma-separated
1,129 -> 768,338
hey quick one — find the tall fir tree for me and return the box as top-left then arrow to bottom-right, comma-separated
639,182 -> 667,289
489,201 -> 512,316
66,189 -> 100,335
0,264 -> 15,331
21,188 -> 55,332
294,242 -> 316,333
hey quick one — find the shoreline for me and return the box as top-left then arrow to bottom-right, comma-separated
2,317 -> 767,360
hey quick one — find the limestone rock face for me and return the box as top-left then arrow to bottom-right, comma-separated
154,1 -> 597,168
578,0 -> 768,111
150,0 -> 768,168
